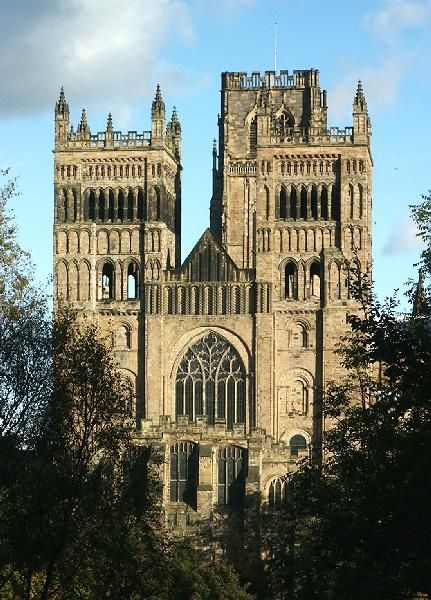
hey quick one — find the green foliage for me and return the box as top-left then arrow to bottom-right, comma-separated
167,542 -> 254,600
263,194 -> 431,599
0,178 -> 251,600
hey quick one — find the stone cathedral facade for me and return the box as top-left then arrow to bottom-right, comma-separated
53,68 -> 372,540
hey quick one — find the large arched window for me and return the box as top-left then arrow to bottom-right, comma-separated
170,441 -> 198,508
217,445 -> 247,506
175,332 -> 246,430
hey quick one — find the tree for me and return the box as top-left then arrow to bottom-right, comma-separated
264,194 -> 431,599
0,169 -> 51,445
0,176 -> 252,599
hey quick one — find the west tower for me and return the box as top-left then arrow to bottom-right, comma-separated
53,86 -> 182,420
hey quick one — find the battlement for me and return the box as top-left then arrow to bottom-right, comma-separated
54,85 -> 181,158
222,69 -> 320,91
63,129 -> 151,151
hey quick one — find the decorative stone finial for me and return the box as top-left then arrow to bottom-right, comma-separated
107,112 -> 113,132
152,83 -> 165,116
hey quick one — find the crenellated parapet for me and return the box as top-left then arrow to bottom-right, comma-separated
54,85 -> 182,159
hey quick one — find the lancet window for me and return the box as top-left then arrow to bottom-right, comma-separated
268,475 -> 291,511
175,332 -> 246,430
170,441 -> 198,508
217,445 -> 247,507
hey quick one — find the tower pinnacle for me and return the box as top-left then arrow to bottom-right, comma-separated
106,112 -> 113,132
152,83 -> 165,117
77,108 -> 91,139
54,86 -> 69,145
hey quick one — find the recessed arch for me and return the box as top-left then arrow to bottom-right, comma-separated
174,331 -> 246,430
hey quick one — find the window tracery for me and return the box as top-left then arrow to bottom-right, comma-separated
268,474 -> 291,511
175,332 -> 246,429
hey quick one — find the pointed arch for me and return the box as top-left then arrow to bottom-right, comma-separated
175,332 -> 245,431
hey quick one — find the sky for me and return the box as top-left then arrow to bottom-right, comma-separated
0,0 -> 430,306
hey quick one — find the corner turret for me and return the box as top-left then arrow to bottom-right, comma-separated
55,87 -> 69,146
353,80 -> 371,144
151,84 -> 166,146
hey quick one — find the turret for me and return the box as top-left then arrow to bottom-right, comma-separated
77,108 -> 91,141
353,80 -> 371,144
151,84 -> 165,146
166,106 -> 182,159
55,87 -> 69,146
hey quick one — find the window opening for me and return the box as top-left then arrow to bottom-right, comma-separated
118,190 -> 124,221
290,434 -> 307,457
321,186 -> 328,220
170,441 -> 198,508
279,187 -> 287,219
175,332 -> 245,429
98,190 -> 105,221
127,190 -> 134,221
101,263 -> 114,299
310,262 -> 321,298
217,445 -> 247,506
289,187 -> 297,220
268,475 -> 290,511
311,186 -> 318,220
300,187 -> 307,219
249,116 -> 257,153
127,263 -> 138,299
88,190 -> 96,221
285,262 -> 297,299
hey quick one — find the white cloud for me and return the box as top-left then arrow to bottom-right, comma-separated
0,0 -> 194,119
365,0 -> 431,42
330,58 -> 406,122
382,213 -> 423,255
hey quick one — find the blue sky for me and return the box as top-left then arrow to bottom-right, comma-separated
0,0 -> 430,305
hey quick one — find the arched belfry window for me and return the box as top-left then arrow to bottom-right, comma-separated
127,262 -> 139,299
285,262 -> 297,300
310,261 -> 321,298
217,445 -> 247,506
279,187 -> 287,219
101,263 -> 114,299
175,332 -> 246,430
170,441 -> 198,508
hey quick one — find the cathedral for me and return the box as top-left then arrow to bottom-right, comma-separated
53,68 -> 372,540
